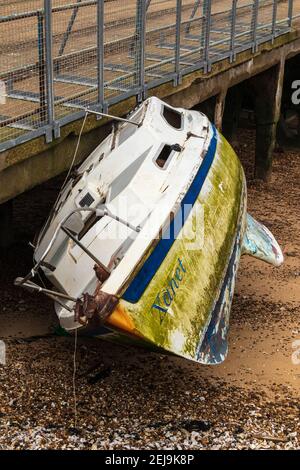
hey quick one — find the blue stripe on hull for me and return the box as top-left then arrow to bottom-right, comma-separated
122,125 -> 218,304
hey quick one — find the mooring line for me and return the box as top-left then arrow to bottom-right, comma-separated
73,328 -> 78,429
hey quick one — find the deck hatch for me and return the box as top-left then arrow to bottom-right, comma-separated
155,145 -> 173,169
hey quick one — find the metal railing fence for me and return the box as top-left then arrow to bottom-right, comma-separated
0,0 -> 296,152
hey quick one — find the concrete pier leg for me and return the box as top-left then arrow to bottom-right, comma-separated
250,59 -> 285,181
0,200 -> 14,249
222,84 -> 243,143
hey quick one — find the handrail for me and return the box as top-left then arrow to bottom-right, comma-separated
0,0 -> 296,152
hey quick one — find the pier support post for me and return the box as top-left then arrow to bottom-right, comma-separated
214,89 -> 227,131
250,59 -> 285,181
193,96 -> 216,123
0,200 -> 14,249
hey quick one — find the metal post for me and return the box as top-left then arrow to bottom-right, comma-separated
271,0 -> 278,42
230,0 -> 238,63
135,0 -> 146,102
58,0 -> 82,58
44,0 -> 55,141
185,0 -> 201,35
37,11 -> 46,123
288,0 -> 293,28
202,0 -> 212,73
175,0 -> 182,85
251,0 -> 259,53
97,0 -> 104,109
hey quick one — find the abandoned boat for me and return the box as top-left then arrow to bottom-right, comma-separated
15,96 -> 283,364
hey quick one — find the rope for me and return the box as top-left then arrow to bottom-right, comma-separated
58,110 -> 88,197
44,110 -> 89,225
72,328 -> 78,429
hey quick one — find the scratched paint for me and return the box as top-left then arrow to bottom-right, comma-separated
242,213 -> 284,267
197,193 -> 246,364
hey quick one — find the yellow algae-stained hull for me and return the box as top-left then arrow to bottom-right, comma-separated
99,129 -> 247,364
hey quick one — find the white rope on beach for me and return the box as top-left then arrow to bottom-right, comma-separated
73,328 -> 78,429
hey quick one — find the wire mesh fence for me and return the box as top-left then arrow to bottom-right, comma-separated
104,0 -> 142,102
52,0 -> 98,119
178,1 -> 205,72
0,1 -> 44,144
0,0 -> 296,151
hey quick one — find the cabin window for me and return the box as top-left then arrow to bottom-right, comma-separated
162,105 -> 182,130
155,144 -> 173,169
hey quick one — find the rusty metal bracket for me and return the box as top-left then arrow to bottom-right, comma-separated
75,287 -> 118,327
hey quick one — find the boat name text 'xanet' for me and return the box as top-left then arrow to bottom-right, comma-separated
151,258 -> 186,315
